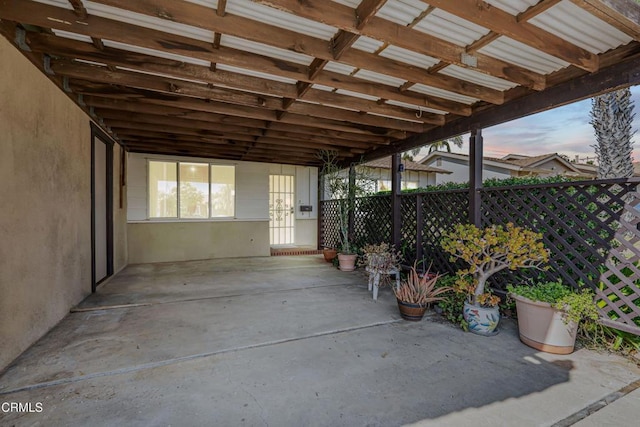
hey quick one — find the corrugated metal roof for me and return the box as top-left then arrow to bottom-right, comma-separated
367,111 -> 423,123
413,8 -> 490,47
331,0 -> 360,8
84,1 -> 214,43
485,0 -> 538,15
51,29 -> 93,44
184,0 -> 218,9
220,35 -> 313,66
323,61 -> 357,75
386,99 -> 448,116
438,65 -> 518,91
116,66 -> 209,85
33,0 -> 73,10
225,0 -> 338,41
479,36 -> 570,74
312,84 -> 335,92
378,44 -> 440,70
353,69 -> 407,87
334,89 -> 380,102
102,40 -> 212,67
530,1 -> 633,54
351,36 -> 385,53
376,0 -> 427,26
410,83 -> 479,105
14,0 -> 640,166
216,63 -> 298,84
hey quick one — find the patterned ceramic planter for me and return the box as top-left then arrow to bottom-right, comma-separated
463,302 -> 500,336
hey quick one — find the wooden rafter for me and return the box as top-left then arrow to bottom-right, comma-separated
0,0 -> 638,166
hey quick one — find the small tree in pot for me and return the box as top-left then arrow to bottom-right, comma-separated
441,223 -> 549,335
318,150 -> 374,271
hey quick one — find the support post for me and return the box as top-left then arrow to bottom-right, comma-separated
416,194 -> 423,263
391,153 -> 402,253
317,170 -> 325,250
469,129 -> 483,227
348,164 -> 356,244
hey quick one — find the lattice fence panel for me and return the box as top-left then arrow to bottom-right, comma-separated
420,189 -> 469,274
320,199 -> 342,249
481,179 -> 640,335
401,194 -> 418,264
352,195 -> 392,250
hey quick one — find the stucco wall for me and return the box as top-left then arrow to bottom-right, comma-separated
112,146 -> 128,272
0,37 -> 91,370
127,221 -> 270,263
127,154 -> 318,260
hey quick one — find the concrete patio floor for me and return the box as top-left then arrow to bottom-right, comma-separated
1,256 -> 639,426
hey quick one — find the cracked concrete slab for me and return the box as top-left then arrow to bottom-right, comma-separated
1,256 -> 639,426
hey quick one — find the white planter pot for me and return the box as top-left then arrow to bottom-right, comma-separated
512,294 -> 578,354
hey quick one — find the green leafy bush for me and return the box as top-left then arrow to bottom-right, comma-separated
507,281 -> 599,324
435,274 -> 469,331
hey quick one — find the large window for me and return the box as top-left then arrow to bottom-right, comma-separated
149,161 -> 235,219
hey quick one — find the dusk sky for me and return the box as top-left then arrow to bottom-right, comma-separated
443,85 -> 640,163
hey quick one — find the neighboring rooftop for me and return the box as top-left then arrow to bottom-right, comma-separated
364,156 -> 451,174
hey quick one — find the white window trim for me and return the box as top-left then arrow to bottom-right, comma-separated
147,159 -> 236,221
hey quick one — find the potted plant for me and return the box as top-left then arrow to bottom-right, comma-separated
361,243 -> 402,299
441,223 -> 549,336
318,150 -> 373,271
322,247 -> 337,263
393,263 -> 451,321
507,281 -> 598,354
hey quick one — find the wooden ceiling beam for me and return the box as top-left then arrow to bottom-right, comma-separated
80,93 -> 400,140
97,111 -> 377,149
251,0 -> 544,90
27,32 -> 465,120
123,139 -> 322,164
55,61 -> 429,131
113,124 -> 365,154
80,0 -> 507,102
114,128 -> 355,156
518,0 -> 563,22
90,100 -> 392,144
423,0 -> 598,72
569,0 -> 640,39
356,49 -> 640,164
8,2 -> 501,109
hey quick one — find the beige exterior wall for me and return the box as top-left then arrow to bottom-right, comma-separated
112,146 -> 128,273
0,37 -> 128,370
127,221 -> 270,263
295,219 -> 318,247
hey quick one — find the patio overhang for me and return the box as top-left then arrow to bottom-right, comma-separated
1,0 -> 639,167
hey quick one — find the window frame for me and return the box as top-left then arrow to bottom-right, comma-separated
147,159 -> 236,221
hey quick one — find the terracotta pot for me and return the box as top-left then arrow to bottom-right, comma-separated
463,302 -> 500,336
512,294 -> 578,354
337,253 -> 357,271
397,300 -> 427,321
323,248 -> 337,262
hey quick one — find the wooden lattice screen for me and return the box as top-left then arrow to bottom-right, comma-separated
419,190 -> 470,274
320,179 -> 640,335
480,179 -> 640,334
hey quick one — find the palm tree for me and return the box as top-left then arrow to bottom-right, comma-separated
404,135 -> 464,161
590,88 -> 635,179
427,136 -> 464,154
